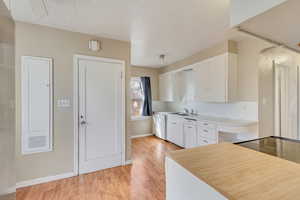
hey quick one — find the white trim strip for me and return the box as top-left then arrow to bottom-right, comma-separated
16,172 -> 75,189
0,187 -> 16,195
131,133 -> 154,139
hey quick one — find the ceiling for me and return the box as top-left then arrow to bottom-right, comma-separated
11,0 -> 230,67
240,0 -> 300,53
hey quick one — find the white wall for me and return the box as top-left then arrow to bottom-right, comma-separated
237,37 -> 273,101
230,0 -> 288,27
0,1 -> 15,198
15,22 -> 131,183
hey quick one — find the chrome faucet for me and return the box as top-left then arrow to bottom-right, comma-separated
184,108 -> 189,114
191,109 -> 195,115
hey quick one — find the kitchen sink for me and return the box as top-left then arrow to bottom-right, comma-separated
171,112 -> 190,116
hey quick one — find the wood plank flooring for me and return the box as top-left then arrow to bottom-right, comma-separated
17,136 -> 181,200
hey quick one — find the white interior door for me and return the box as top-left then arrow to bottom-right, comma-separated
274,64 -> 300,140
78,57 -> 124,174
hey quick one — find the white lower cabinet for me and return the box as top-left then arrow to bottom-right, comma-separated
167,117 -> 184,147
197,127 -> 217,141
183,120 -> 217,148
168,115 -> 218,148
196,123 -> 217,146
183,124 -> 197,148
197,136 -> 216,146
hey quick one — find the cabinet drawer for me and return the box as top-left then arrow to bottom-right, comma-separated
167,115 -> 183,123
198,136 -> 216,146
197,121 -> 216,129
198,127 -> 217,140
183,118 -> 197,126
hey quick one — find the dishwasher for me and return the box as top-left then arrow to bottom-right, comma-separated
153,112 -> 167,140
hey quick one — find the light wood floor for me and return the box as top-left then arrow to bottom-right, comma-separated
17,136 -> 181,200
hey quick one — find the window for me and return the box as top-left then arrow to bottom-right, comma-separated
130,76 -> 153,120
130,77 -> 145,119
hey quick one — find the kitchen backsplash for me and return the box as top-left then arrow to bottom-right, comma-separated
152,101 -> 169,112
165,101 -> 258,121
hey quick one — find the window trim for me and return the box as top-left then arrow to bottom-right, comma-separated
131,115 -> 152,121
130,76 -> 145,118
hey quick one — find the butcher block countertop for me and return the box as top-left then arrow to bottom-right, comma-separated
167,143 -> 300,200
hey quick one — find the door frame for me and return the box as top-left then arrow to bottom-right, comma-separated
73,54 -> 126,175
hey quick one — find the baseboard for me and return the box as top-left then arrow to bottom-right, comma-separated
16,172 -> 75,189
0,186 -> 16,195
131,133 -> 154,139
124,160 -> 133,165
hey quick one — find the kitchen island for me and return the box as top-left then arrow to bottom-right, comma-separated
166,137 -> 300,200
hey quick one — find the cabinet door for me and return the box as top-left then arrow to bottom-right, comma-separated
173,69 -> 195,103
183,125 -> 197,148
209,54 -> 227,102
173,71 -> 185,102
167,121 -> 178,144
194,60 -> 211,101
194,54 -> 228,102
176,124 -> 184,147
159,73 -> 175,102
167,121 -> 184,147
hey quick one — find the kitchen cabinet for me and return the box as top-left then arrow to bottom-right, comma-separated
197,127 -> 217,140
193,53 -> 237,103
183,124 -> 197,148
183,118 -> 197,148
197,121 -> 217,146
165,114 -> 258,148
159,72 -> 175,102
159,53 -> 237,103
167,115 -> 184,147
173,70 -> 195,103
197,137 -> 216,146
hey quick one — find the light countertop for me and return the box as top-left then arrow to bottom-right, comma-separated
167,143 -> 300,200
165,112 -> 258,127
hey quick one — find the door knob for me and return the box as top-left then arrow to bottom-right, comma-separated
80,115 -> 87,125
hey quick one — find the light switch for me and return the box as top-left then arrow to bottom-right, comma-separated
57,99 -> 71,107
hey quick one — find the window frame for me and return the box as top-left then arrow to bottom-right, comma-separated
130,77 -> 151,120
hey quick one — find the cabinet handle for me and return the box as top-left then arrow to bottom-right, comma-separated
188,126 -> 193,129
203,129 -> 208,133
203,123 -> 209,126
172,122 -> 177,125
203,140 -> 208,143
184,118 -> 196,121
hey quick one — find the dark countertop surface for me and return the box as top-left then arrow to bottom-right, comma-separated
237,136 -> 300,164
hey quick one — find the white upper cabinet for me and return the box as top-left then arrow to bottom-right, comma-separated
159,72 -> 175,102
159,53 -> 237,103
193,53 -> 237,103
174,69 -> 195,103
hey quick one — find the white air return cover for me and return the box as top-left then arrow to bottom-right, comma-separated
21,56 -> 53,154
